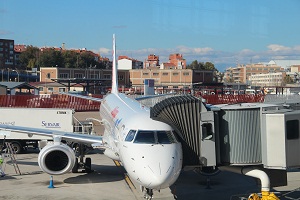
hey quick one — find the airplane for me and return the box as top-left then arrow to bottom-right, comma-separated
0,34 -> 183,199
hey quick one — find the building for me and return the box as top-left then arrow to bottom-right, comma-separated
129,68 -> 214,92
168,53 -> 186,69
248,72 -> 286,87
38,67 -> 130,94
268,60 -> 300,71
224,63 -> 283,84
144,54 -> 159,69
0,39 -> 15,69
160,54 -> 187,70
118,55 -> 143,70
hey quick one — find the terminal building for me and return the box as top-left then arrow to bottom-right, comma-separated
36,67 -> 214,94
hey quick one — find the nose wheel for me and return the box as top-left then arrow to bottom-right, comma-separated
141,186 -> 153,200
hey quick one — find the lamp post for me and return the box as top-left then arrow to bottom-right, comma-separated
12,70 -> 19,82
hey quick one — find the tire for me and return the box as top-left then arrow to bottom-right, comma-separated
72,158 -> 79,173
85,157 -> 92,173
11,142 -> 23,154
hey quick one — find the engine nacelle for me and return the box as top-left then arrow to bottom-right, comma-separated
38,143 -> 76,175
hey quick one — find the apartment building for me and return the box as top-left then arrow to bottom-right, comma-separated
248,72 -> 286,87
118,55 -> 143,70
168,53 -> 186,69
224,63 -> 283,84
144,54 -> 159,69
160,53 -> 187,70
0,39 -> 15,69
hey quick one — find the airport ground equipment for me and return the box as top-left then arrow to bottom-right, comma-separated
0,142 -> 21,175
148,95 -> 300,199
0,108 -> 95,153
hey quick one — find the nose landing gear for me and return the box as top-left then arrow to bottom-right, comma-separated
141,186 -> 153,200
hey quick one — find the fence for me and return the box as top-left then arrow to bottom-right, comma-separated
0,94 -> 102,112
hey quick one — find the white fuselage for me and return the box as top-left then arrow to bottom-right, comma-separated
100,93 -> 183,190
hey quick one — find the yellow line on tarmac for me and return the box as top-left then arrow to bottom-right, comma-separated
113,160 -> 136,190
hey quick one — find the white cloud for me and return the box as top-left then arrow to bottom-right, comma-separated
99,48 -> 111,55
267,44 -> 291,52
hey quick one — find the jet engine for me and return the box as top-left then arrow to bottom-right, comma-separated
38,143 -> 76,175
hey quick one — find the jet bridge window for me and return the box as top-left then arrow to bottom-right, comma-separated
286,120 -> 299,140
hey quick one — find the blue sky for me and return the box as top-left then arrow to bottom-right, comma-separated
1,0 -> 300,71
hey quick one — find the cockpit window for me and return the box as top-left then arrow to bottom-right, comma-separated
133,131 -> 155,143
125,130 -> 137,142
133,130 -> 177,144
157,131 -> 176,144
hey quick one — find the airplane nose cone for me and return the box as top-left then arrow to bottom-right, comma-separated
126,144 -> 182,190
145,162 -> 177,189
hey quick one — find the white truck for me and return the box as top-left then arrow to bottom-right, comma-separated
0,108 -> 93,153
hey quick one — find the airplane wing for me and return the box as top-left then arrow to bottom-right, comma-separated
0,124 -> 103,145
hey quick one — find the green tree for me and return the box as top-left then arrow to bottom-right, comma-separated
283,75 -> 294,85
203,62 -> 216,71
39,48 -> 63,67
62,51 -> 78,68
19,46 -> 40,69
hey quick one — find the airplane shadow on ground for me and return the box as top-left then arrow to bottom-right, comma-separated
64,164 -> 125,184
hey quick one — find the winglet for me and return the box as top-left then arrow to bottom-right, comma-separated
111,34 -> 118,94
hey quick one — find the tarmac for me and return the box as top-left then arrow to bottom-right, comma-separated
0,111 -> 299,199
0,148 -> 299,200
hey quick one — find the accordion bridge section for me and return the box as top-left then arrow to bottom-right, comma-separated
150,95 -> 216,167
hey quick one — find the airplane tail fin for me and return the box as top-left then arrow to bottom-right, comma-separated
111,34 -> 118,94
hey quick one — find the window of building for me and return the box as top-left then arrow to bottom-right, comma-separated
46,73 -> 52,79
143,72 -> 149,76
104,74 -> 111,79
183,72 -> 189,76
59,73 -> 69,78
162,72 -> 168,76
90,74 -> 99,79
75,73 -> 83,78
153,72 -> 159,76
173,72 -> 179,76
286,120 -> 299,140
48,87 -> 54,92
59,88 -> 66,92
118,75 -> 124,80
39,87 -> 44,91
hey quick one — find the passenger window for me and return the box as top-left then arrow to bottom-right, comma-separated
134,131 -> 155,144
125,130 -> 136,142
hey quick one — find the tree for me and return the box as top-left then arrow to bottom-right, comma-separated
203,62 -> 216,71
62,51 -> 78,68
187,60 -> 216,71
39,48 -> 63,67
283,75 -> 294,85
19,46 -> 40,69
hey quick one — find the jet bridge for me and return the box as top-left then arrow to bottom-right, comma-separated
150,95 -> 216,167
148,95 -> 300,176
